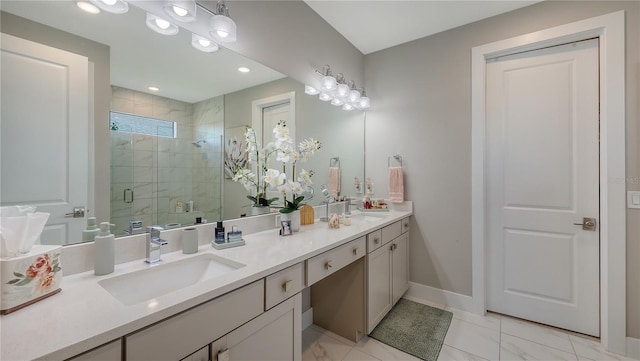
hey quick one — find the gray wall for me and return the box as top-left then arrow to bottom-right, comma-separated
1,11 -> 111,223
363,1 -> 640,338
209,0 -> 365,91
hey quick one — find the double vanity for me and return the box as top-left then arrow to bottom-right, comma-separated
0,203 -> 412,360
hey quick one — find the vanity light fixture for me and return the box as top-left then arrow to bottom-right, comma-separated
342,103 -> 354,111
237,66 -> 251,73
89,0 -> 128,14
146,12 -> 179,35
163,0 -> 196,22
306,64 -> 371,112
209,0 -> 237,43
191,33 -> 219,52
77,1 -> 101,14
305,85 -> 320,95
335,74 -> 349,99
358,90 -> 371,109
319,65 -> 337,91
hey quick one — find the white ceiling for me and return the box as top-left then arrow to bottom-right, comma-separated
304,0 -> 541,54
1,1 -> 285,103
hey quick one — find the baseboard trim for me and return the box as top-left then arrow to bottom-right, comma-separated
406,282 -> 476,313
302,307 -> 313,330
627,337 -> 640,359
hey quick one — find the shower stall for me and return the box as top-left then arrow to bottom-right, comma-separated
109,86 -> 223,235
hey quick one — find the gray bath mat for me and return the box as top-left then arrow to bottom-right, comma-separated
369,298 -> 453,361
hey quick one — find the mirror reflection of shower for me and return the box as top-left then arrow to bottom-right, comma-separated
192,139 -> 206,148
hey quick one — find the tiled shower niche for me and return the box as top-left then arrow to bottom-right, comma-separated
110,86 -> 223,236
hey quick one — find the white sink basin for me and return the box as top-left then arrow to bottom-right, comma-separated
98,253 -> 245,305
351,211 -> 390,222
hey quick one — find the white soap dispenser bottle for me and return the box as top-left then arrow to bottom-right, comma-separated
94,222 -> 115,276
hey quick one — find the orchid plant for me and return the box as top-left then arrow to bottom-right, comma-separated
232,121 -> 321,213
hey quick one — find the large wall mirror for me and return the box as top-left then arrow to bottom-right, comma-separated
0,1 -> 364,245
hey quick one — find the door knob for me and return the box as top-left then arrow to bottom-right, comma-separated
573,217 -> 596,231
65,207 -> 85,218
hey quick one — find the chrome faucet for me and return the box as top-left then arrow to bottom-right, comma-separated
344,198 -> 352,215
145,226 -> 168,264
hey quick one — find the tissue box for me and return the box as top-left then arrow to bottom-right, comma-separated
1,245 -> 62,315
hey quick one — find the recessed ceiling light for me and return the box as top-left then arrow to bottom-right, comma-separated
148,86 -> 160,92
238,67 -> 250,73
77,1 -> 101,14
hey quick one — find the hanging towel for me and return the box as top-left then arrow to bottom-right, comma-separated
328,167 -> 341,198
389,166 -> 404,203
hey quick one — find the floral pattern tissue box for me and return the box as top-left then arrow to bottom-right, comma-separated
1,245 -> 62,315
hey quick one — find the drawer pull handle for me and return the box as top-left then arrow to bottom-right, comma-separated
390,243 -> 397,251
325,261 -> 333,270
282,280 -> 293,292
374,238 -> 379,244
352,247 -> 358,255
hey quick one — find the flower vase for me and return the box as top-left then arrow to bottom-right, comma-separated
251,205 -> 270,216
283,210 -> 301,232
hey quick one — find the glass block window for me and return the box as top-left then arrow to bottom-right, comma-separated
110,112 -> 176,138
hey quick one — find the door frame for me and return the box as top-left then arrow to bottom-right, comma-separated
471,11 -> 626,354
251,91 -> 296,144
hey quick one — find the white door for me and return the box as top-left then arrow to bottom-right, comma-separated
486,39 -> 600,336
262,102 -> 292,202
1,33 -> 89,246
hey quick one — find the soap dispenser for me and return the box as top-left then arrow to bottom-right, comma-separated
82,217 -> 100,242
94,222 -> 115,276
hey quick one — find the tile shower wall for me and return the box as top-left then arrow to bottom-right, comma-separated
110,86 -> 223,235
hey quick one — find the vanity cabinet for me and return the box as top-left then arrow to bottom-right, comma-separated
366,218 -> 410,333
210,293 -> 302,361
67,339 -> 121,361
126,280 -> 264,361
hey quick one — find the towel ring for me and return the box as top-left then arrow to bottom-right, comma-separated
330,157 -> 340,168
388,155 -> 403,167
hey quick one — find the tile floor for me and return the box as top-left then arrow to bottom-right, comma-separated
302,298 -> 638,361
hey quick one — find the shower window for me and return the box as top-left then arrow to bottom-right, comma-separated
110,111 -> 176,138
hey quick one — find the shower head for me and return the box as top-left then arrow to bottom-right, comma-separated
192,140 -> 206,148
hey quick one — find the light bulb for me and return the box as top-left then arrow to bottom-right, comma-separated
321,75 -> 337,91
319,93 -> 332,101
77,1 -> 101,14
342,103 -> 354,111
198,38 -> 211,46
216,30 -> 229,38
331,98 -> 344,106
359,96 -> 371,109
89,0 -> 128,14
172,5 -> 188,16
348,89 -> 361,103
102,0 -> 117,5
305,85 -> 319,95
155,18 -> 171,29
336,83 -> 349,98
191,33 -> 218,52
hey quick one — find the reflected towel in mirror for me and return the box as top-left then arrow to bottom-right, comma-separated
328,167 -> 341,198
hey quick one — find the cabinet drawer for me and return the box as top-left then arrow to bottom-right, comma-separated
126,280 -> 264,361
306,237 -> 366,286
366,229 -> 382,253
265,262 -> 304,310
401,217 -> 410,234
68,339 -> 121,361
381,221 -> 402,245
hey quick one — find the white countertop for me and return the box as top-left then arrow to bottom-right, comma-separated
0,206 -> 412,361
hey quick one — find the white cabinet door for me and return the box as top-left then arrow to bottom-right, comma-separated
224,293 -> 301,361
0,33 -> 89,246
366,244 -> 392,333
392,232 -> 409,305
